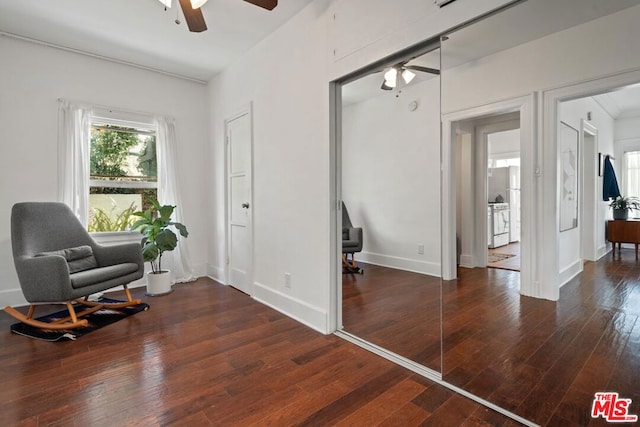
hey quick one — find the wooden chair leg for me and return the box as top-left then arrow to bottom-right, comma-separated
4,305 -> 88,330
342,253 -> 363,274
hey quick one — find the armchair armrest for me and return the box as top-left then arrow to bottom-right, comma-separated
348,227 -> 362,240
93,242 -> 144,270
14,255 -> 72,302
343,227 -> 363,253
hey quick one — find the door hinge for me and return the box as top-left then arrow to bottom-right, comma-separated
226,257 -> 230,265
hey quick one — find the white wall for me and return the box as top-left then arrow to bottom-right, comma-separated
0,36 -> 209,306
341,79 -> 441,276
616,115 -> 640,143
207,2 -> 332,332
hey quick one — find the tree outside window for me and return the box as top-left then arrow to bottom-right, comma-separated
88,124 -> 157,232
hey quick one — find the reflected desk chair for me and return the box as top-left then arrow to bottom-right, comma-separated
342,202 -> 364,274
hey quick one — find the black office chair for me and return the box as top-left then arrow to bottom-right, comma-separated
342,202 -> 363,274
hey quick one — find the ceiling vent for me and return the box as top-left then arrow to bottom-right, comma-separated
434,0 -> 457,7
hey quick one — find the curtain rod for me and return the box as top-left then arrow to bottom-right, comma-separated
57,98 -> 174,122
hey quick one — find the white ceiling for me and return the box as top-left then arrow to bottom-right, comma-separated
0,0 -> 313,83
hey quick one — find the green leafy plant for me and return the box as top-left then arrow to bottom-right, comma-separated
88,203 -> 137,232
609,196 -> 640,210
131,198 -> 188,274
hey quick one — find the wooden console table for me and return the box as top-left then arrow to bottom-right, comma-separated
608,219 -> 640,259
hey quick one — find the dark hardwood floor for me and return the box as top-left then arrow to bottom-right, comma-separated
442,253 -> 640,426
0,278 -> 516,426
341,250 -> 640,426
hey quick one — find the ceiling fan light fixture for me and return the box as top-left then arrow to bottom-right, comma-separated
383,67 -> 398,88
190,0 -> 208,8
158,0 -> 172,7
401,68 -> 416,84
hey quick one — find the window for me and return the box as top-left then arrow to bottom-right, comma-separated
625,151 -> 640,199
88,118 -> 157,232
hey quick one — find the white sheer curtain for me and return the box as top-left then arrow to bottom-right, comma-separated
58,100 -> 93,225
155,116 -> 196,283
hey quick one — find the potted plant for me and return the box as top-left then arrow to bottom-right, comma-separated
609,195 -> 640,220
132,198 -> 188,295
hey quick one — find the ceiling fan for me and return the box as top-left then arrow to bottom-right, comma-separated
158,0 -> 278,33
381,62 -> 440,91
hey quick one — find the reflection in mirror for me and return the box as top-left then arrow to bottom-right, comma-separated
441,0 -> 640,424
340,47 -> 442,373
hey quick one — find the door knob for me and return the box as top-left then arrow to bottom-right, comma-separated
242,202 -> 250,209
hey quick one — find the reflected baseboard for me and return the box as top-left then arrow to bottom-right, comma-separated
334,330 -> 537,427
358,251 -> 441,277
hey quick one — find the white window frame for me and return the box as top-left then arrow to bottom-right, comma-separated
88,108 -> 158,241
623,150 -> 640,197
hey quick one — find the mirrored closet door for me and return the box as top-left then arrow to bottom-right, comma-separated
338,45 -> 442,373
440,0 -> 640,424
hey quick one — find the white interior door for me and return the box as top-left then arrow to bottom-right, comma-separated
226,111 -> 252,294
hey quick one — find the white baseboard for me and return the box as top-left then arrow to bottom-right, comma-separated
206,263 -> 225,284
596,244 -> 610,260
252,281 -> 328,334
559,259 -> 583,288
459,254 -> 475,268
359,252 -> 441,277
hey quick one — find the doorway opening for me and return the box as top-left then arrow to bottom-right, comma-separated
486,126 -> 521,272
441,94 -> 535,295
454,112 -> 522,275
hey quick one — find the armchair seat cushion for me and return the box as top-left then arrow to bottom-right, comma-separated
343,239 -> 361,249
70,263 -> 140,289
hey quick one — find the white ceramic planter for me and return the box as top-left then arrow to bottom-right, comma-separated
146,270 -> 173,296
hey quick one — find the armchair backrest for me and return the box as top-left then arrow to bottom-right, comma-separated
342,202 -> 354,229
11,202 -> 95,258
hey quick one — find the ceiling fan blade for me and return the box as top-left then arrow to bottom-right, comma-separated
179,0 -> 207,32
242,0 -> 278,10
405,65 -> 440,75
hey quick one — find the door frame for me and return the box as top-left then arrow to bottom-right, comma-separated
442,94 -> 537,297
541,68 -> 640,297
224,103 -> 254,294
580,119 -> 599,261
474,117 -> 521,268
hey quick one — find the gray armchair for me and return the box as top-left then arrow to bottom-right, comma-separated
5,202 -> 145,330
342,202 -> 363,274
